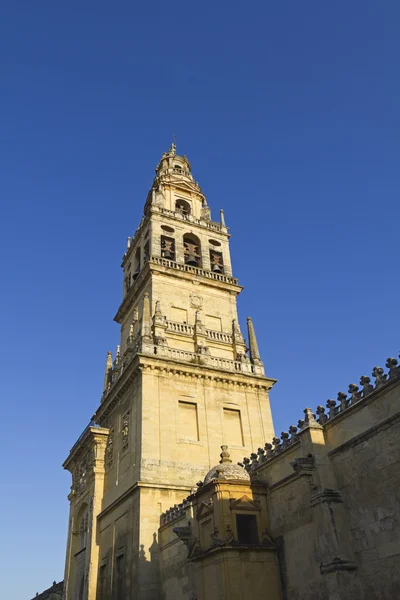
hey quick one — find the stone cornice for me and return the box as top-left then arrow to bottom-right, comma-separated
63,426 -> 109,471
114,262 -> 151,323
188,544 -> 276,562
95,352 -> 276,424
97,480 -> 193,521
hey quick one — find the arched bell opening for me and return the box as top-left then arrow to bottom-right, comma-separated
161,235 -> 176,261
183,233 -> 202,268
209,248 -> 224,273
175,198 -> 191,216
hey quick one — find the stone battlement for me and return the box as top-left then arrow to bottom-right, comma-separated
240,353 -> 400,471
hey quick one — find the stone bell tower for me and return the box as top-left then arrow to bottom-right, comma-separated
62,143 -> 276,600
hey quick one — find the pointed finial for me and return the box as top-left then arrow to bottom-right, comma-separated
247,317 -> 261,365
219,445 -> 232,464
220,209 -> 226,227
103,351 -> 113,391
169,135 -> 176,155
127,236 -> 131,250
141,291 -> 153,346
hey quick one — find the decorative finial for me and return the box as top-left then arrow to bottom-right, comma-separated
220,209 -> 226,227
103,351 -> 113,392
127,236 -> 131,250
219,445 -> 232,464
114,345 -> 121,366
141,291 -> 153,349
169,135 -> 176,155
247,317 -> 262,366
302,408 -> 322,428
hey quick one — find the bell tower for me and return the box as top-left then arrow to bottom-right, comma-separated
62,144 -> 276,600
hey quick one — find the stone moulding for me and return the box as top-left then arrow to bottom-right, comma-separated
310,488 -> 343,507
320,557 -> 358,574
97,352 -> 276,424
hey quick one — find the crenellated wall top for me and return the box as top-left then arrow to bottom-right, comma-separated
240,352 -> 400,473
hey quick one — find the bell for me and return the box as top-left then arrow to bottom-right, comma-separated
163,249 -> 173,259
186,253 -> 199,266
212,263 -> 222,273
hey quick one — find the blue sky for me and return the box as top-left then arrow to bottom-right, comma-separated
1,2 -> 399,598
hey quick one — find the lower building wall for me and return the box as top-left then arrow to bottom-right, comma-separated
160,514 -> 193,600
156,374 -> 400,600
331,414 -> 400,599
193,549 -> 282,600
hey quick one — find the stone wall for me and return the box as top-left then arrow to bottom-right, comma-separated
331,413 -> 400,598
158,354 -> 400,600
251,355 -> 400,600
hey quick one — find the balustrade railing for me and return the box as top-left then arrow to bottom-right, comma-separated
206,330 -> 232,344
166,321 -> 194,335
149,256 -> 238,285
156,207 -> 224,232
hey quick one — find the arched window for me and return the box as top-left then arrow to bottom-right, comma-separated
183,233 -> 202,268
209,249 -> 224,273
161,236 -> 176,261
133,247 -> 141,280
79,511 -> 88,550
175,199 -> 191,216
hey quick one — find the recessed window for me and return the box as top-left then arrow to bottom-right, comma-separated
171,306 -> 188,323
179,401 -> 199,441
176,199 -> 191,215
161,235 -> 176,261
98,564 -> 107,600
223,408 -> 244,446
236,514 -> 258,545
209,239 -> 222,247
183,233 -> 202,267
115,553 -> 125,598
205,315 -> 222,331
209,249 -> 224,273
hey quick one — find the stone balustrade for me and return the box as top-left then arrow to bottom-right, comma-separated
165,320 -> 233,345
156,206 -> 224,233
166,321 -> 194,336
149,256 -> 238,285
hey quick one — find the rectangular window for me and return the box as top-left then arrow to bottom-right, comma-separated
98,564 -> 107,600
205,314 -> 222,331
223,408 -> 244,446
236,514 -> 258,545
114,553 -> 125,600
171,306 -> 188,323
179,401 -> 199,441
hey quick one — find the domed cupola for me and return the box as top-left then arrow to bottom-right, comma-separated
203,445 -> 250,485
155,142 -> 194,181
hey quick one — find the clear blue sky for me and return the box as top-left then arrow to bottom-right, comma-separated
1,2 -> 399,598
